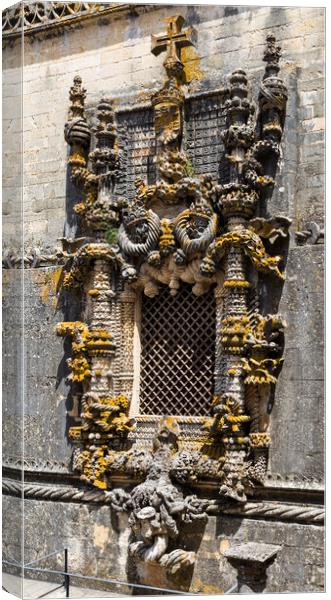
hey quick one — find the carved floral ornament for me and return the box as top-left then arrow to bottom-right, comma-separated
56,16 -> 290,578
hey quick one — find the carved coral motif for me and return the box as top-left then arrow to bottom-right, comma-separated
201,229 -> 284,280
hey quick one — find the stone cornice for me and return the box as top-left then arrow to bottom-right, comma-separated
2,2 -> 146,40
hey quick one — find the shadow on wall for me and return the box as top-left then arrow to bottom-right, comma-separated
14,4 -> 257,68
55,272 -> 83,445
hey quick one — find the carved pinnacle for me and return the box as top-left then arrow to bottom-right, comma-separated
263,33 -> 282,77
68,75 -> 87,120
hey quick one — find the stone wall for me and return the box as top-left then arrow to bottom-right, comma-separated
2,495 -> 324,594
3,5 -> 325,244
3,3 -> 324,594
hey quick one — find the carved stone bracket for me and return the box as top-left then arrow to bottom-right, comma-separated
106,418 -> 208,579
224,542 -> 281,593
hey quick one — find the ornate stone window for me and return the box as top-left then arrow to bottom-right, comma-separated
57,14 -> 289,586
139,284 -> 216,416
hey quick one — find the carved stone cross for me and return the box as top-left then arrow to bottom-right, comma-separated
151,15 -> 197,61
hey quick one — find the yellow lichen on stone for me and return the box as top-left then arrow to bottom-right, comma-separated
68,426 -> 82,440
38,267 -> 63,306
181,45 -> 203,81
73,202 -> 86,214
191,577 -> 223,595
68,356 -> 91,382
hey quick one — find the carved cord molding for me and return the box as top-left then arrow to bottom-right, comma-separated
56,17 -> 290,578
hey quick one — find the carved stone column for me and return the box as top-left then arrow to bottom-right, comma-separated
85,258 -> 116,398
200,36 -> 288,497
210,71 -> 255,502
57,76 -> 135,490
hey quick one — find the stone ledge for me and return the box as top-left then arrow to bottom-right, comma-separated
224,541 -> 281,565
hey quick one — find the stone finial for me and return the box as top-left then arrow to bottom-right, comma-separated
259,34 -> 287,140
224,542 -> 281,593
65,74 -> 91,150
89,98 -> 118,175
263,34 -> 282,77
94,98 -> 116,144
222,69 -> 255,163
68,75 -> 86,118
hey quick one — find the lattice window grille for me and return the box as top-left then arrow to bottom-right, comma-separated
139,284 -> 216,416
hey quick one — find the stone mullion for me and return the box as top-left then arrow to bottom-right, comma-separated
117,289 -> 136,402
213,285 -> 224,398
105,295 -> 120,397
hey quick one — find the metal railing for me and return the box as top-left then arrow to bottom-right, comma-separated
3,548 -> 238,597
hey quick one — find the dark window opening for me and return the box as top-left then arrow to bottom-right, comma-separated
139,284 -> 216,416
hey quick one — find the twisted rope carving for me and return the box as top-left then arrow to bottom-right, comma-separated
2,479 -> 112,504
118,211 -> 161,257
223,501 -> 324,524
259,81 -> 287,109
3,479 -> 324,524
174,211 -> 218,258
